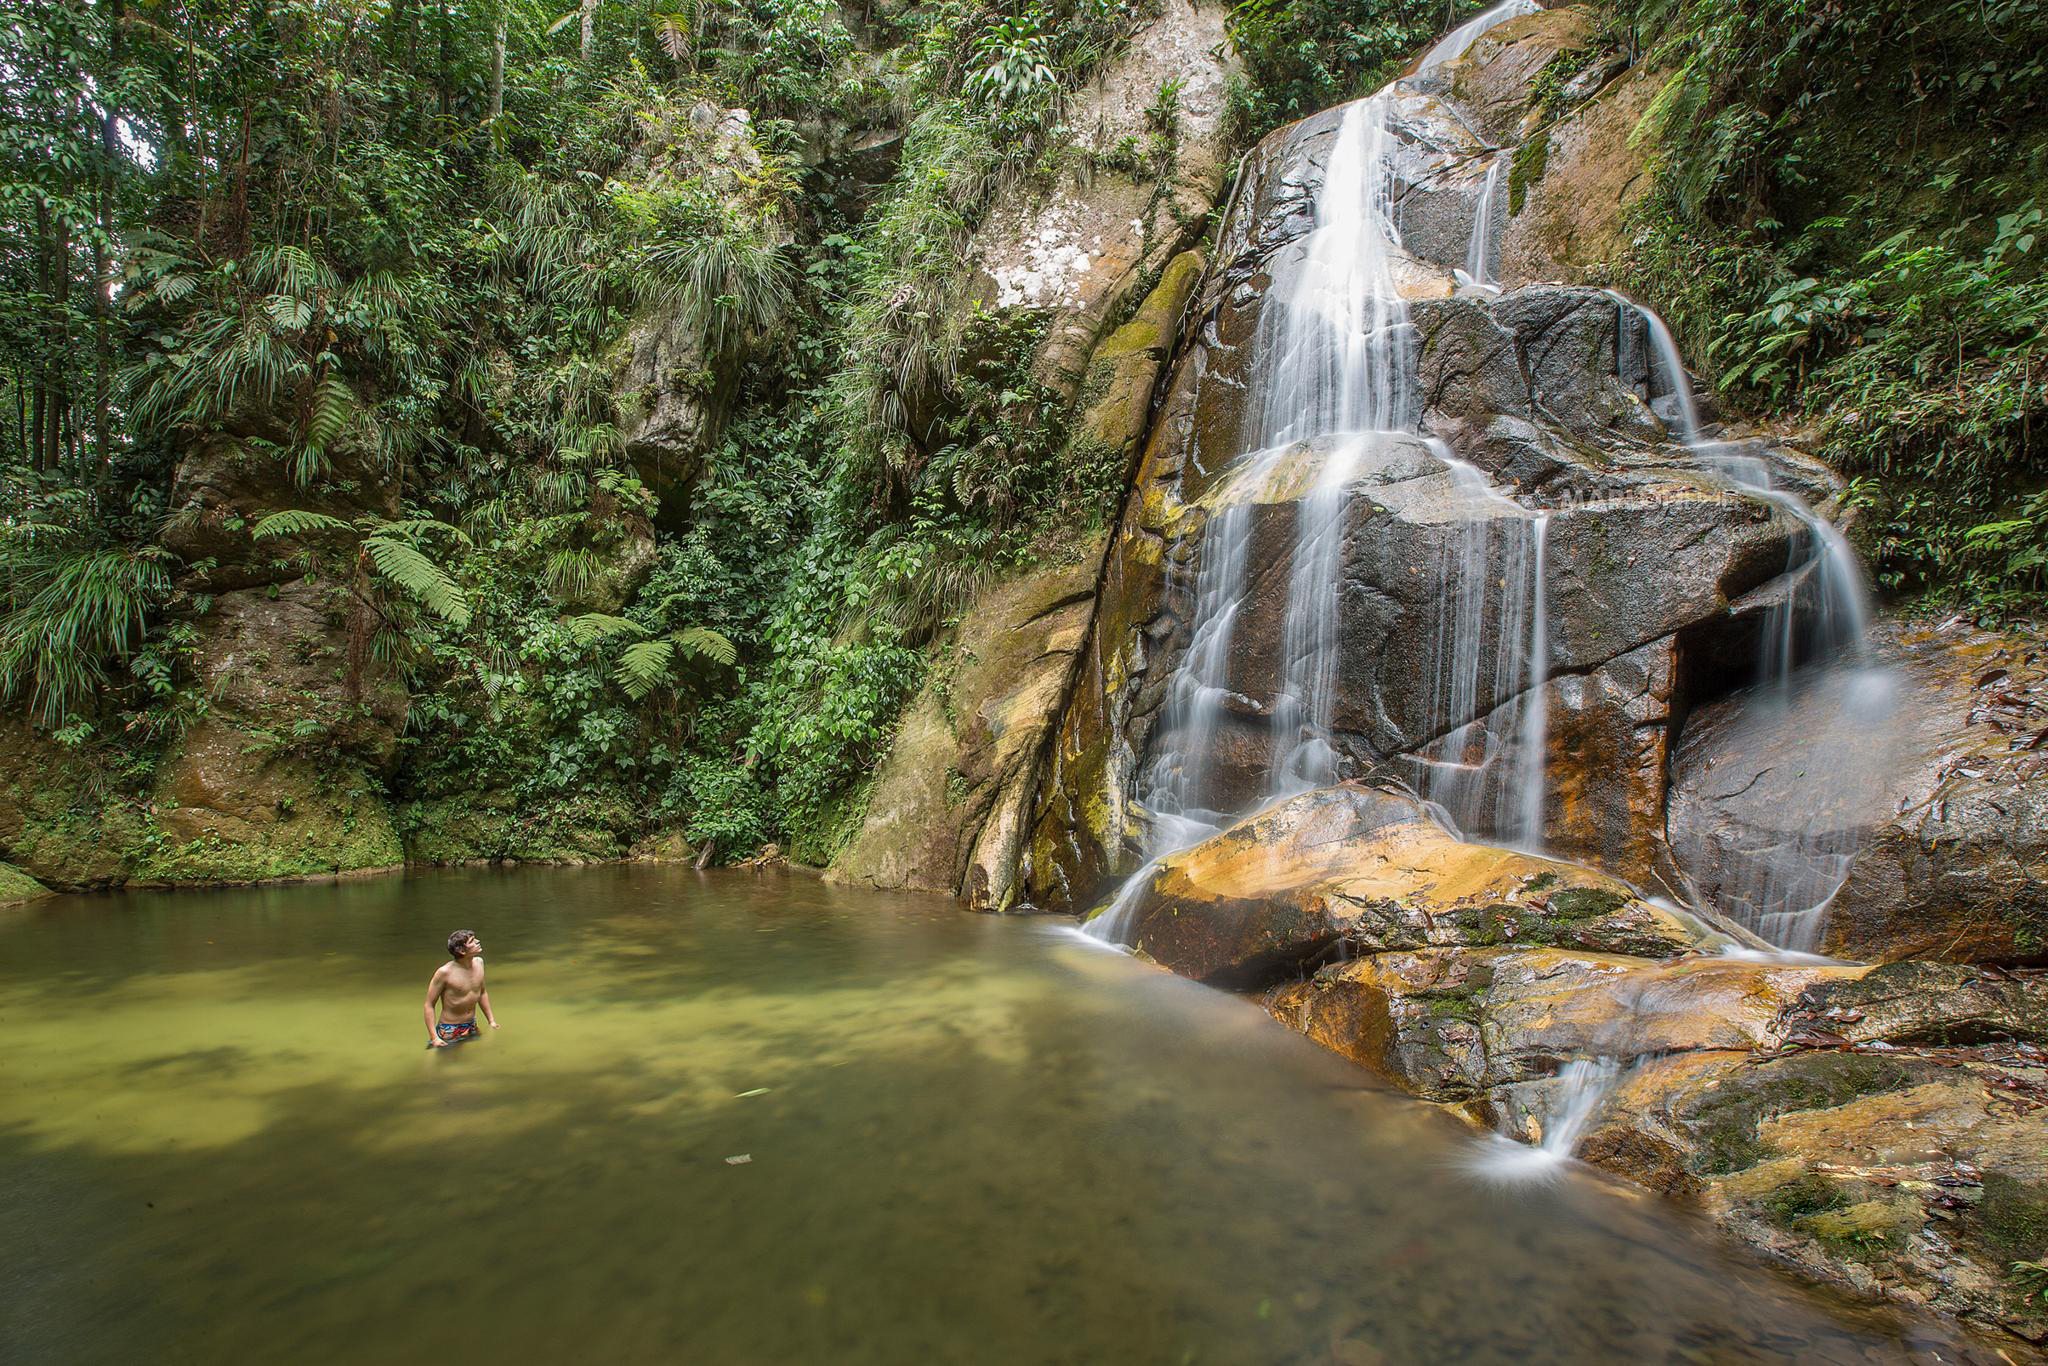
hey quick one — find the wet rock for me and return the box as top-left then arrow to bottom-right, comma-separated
1571,1046 -> 2048,1349
1269,944 -> 1856,1100
1117,784 -> 1710,986
1669,617 -> 2048,964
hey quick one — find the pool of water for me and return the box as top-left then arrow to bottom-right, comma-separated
0,866 -> 1988,1363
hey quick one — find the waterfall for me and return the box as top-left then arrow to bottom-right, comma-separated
1414,454 -> 1548,847
1466,1056 -> 1624,1185
1417,0 -> 1542,71
1513,512 -> 1551,846
1615,296 -> 1895,951
1260,96 -> 1413,794
1087,7 -> 1551,946
1459,159 -> 1505,291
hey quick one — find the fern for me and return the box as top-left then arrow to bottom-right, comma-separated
567,612 -> 647,645
609,626 -> 736,699
251,509 -> 352,539
362,536 -> 471,628
672,625 -> 737,667
304,375 -> 356,453
613,637 -> 676,699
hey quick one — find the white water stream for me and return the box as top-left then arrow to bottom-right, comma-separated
1619,295 -> 1895,951
1087,7 -> 1549,946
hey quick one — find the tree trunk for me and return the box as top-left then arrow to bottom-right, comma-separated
489,4 -> 506,121
580,0 -> 595,61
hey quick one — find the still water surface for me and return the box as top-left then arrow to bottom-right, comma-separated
0,866 -> 1987,1363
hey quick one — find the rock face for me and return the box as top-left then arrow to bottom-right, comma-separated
832,556 -> 1101,909
966,0 -> 1238,402
1020,60 -> 1819,915
1668,617 -> 2048,965
140,429 -> 413,885
612,104 -> 793,520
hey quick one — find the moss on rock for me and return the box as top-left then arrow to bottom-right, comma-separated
0,861 -> 52,906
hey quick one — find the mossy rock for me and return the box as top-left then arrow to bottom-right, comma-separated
0,861 -> 52,906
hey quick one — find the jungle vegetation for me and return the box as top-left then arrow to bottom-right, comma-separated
3,0 -> 2043,870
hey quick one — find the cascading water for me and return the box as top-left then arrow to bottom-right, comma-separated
1086,6 -> 1554,945
1417,0 -> 1542,70
1466,1056 -> 1624,1185
1413,457 -> 1549,850
1617,295 -> 1895,950
1458,160 -> 1505,291
1259,97 -> 1414,797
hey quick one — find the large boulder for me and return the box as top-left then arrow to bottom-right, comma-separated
1111,783 -> 1722,986
1267,941 -> 1859,1101
1669,617 -> 2048,964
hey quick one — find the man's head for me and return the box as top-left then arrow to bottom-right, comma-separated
447,930 -> 481,960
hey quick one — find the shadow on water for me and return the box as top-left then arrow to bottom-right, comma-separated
0,868 -> 1992,1364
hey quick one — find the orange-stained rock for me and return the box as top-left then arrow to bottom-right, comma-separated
1114,784 -> 1722,986
1266,938 -> 1862,1099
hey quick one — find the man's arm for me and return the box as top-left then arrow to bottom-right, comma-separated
476,956 -> 497,1027
424,968 -> 448,1046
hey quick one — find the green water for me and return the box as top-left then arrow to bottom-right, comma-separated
0,866 -> 1986,1364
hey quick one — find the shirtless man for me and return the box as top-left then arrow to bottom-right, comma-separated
424,930 -> 499,1047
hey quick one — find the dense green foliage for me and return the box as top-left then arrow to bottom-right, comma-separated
1608,0 -> 2048,605
1223,0 -> 1480,140
0,0 -> 1168,867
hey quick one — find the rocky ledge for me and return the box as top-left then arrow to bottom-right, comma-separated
1099,783 -> 2048,1355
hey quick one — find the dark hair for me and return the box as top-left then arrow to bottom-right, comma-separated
448,930 -> 478,959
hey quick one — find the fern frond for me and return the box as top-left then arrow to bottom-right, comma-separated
567,612 -> 648,645
363,536 -> 471,628
378,517 -> 473,548
613,637 -> 675,699
671,625 -> 737,668
252,509 -> 353,540
304,375 -> 356,451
